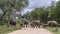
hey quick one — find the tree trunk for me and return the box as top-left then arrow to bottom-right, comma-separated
7,13 -> 11,27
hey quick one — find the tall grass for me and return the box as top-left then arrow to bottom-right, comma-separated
46,27 -> 60,34
0,25 -> 21,34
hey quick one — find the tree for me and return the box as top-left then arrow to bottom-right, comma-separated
27,7 -> 49,23
0,0 -> 29,25
54,0 -> 60,23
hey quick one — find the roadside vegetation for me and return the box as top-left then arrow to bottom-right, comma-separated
0,25 -> 20,34
46,27 -> 60,34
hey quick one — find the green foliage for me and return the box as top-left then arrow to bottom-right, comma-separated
0,0 -> 29,25
51,0 -> 60,23
26,7 -> 49,23
47,27 -> 60,34
55,1 -> 60,23
0,19 -> 8,25
0,0 -> 29,11
0,25 -> 20,34
0,0 -> 29,17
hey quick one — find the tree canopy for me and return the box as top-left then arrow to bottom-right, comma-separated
0,0 -> 29,21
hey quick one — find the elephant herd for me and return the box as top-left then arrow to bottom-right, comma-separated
20,20 -> 41,28
8,19 -> 60,28
20,20 -> 60,28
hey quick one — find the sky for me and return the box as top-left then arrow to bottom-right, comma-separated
22,0 -> 59,14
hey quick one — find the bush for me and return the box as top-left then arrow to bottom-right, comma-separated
0,19 -> 8,25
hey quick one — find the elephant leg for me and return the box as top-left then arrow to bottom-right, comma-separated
35,25 -> 37,28
13,23 -> 16,26
38,25 -> 40,28
23,24 -> 25,28
25,25 -> 27,27
24,25 -> 26,28
26,25 -> 28,28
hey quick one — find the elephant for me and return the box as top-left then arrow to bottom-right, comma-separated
20,22 -> 24,28
21,19 -> 30,28
9,19 -> 16,26
42,20 -> 60,28
47,20 -> 60,31
30,20 -> 41,28
47,20 -> 59,27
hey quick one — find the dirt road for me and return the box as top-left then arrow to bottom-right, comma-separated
8,28 -> 53,34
